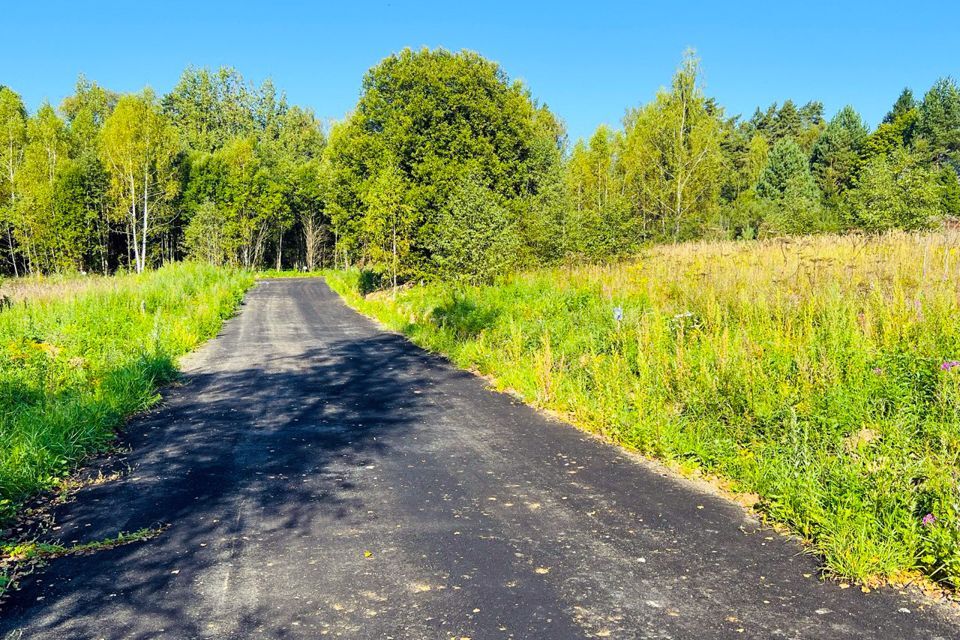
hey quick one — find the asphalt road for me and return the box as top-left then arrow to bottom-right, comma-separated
1,278 -> 957,639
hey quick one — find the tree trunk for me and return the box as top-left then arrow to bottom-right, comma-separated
276,229 -> 283,271
7,148 -> 18,277
140,170 -> 149,273
7,226 -> 17,277
128,175 -> 141,273
392,213 -> 398,291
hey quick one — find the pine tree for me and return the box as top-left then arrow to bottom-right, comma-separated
810,106 -> 869,200
756,139 -> 827,234
917,77 -> 960,164
884,88 -> 917,124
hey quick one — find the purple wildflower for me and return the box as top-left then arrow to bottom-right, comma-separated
922,513 -> 936,526
872,367 -> 884,375
941,360 -> 960,372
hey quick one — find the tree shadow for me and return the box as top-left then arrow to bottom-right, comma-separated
0,331 -> 441,639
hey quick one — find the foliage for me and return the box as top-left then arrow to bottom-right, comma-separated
327,230 -> 960,587
917,77 -> 960,165
844,150 -> 943,231
1,54 -> 958,278
755,139 -> 829,234
563,126 -> 633,258
434,174 -> 522,284
100,91 -> 180,273
621,51 -> 725,242
810,105 -> 870,201
322,47 -> 565,280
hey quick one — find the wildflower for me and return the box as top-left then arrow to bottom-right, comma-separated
922,513 -> 936,526
941,360 -> 960,372
872,367 -> 883,375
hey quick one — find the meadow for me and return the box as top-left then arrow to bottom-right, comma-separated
0,263 -> 252,524
326,231 -> 960,587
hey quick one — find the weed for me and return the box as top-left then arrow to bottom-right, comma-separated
326,230 -> 960,587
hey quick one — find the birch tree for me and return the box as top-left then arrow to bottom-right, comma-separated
0,88 -> 26,275
621,51 -> 725,241
100,91 -> 178,272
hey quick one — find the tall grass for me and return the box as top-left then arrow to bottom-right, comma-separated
327,231 -> 960,587
0,263 -> 252,523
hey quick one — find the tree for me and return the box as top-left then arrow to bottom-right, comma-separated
564,125 -> 632,257
844,149 -> 942,231
714,133 -> 771,239
863,109 -> 918,160
917,77 -> 960,165
18,104 -> 71,272
324,47 -> 563,280
163,66 -> 288,153
884,88 -> 917,124
184,200 -> 230,265
743,100 -> 824,152
810,106 -> 869,201
936,165 -> 960,217
621,50 -> 725,241
361,162 -> 410,289
434,174 -> 521,284
60,76 -> 116,273
756,138 -> 827,234
100,91 -> 179,272
0,87 -> 26,274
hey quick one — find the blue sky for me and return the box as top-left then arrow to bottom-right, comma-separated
2,1 -> 957,142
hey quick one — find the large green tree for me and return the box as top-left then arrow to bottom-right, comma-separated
917,77 -> 960,165
18,104 -> 71,272
564,125 -> 632,257
756,138 -> 828,234
323,47 -> 564,280
844,149 -> 942,231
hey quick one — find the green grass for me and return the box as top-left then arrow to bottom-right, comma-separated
0,262 -> 252,523
326,231 -> 960,588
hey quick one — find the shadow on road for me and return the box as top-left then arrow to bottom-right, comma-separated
1,330 -> 445,638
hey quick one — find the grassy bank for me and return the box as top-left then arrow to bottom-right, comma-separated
0,263 -> 252,523
326,231 -> 960,587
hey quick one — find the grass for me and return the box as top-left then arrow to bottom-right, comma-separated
0,262 -> 252,524
325,231 -> 960,588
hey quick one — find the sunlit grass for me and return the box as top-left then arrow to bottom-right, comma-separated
0,263 -> 252,523
327,230 -> 960,586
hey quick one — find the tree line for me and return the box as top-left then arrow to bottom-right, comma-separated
1,49 -> 958,282
0,69 -> 325,276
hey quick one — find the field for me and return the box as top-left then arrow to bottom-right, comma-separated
326,231 -> 960,587
0,263 -> 252,524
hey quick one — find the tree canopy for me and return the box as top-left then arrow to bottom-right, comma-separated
0,51 -> 957,281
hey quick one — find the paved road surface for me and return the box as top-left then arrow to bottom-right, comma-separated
1,278 -> 957,639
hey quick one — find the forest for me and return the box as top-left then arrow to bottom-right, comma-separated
0,48 -> 958,282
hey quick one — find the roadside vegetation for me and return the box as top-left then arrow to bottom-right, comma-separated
1,49 -> 957,280
0,263 -> 251,524
326,230 -> 960,588
2,44 -> 958,592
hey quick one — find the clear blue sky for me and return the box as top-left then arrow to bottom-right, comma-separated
2,1 -> 957,143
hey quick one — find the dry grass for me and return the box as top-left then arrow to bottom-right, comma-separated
327,230 -> 960,587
